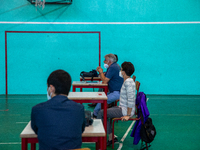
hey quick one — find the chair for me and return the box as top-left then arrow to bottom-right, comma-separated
111,92 -> 149,149
111,116 -> 140,149
135,81 -> 140,94
132,75 -> 136,81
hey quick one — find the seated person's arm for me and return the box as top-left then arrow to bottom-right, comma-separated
121,107 -> 133,121
126,80 -> 135,113
96,66 -> 110,84
127,107 -> 133,116
121,81 -> 136,121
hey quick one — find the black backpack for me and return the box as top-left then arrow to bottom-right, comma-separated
80,70 -> 98,81
140,117 -> 156,143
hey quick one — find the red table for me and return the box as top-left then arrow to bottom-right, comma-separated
80,77 -> 102,81
20,120 -> 105,150
72,81 -> 108,95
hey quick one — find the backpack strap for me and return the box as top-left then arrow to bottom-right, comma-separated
91,73 -> 94,81
80,71 -> 85,81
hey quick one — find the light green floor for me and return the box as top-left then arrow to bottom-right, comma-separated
0,94 -> 200,150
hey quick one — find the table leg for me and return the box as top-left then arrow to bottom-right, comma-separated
100,137 -> 104,150
21,138 -> 28,150
73,86 -> 75,92
103,101 -> 107,150
31,143 -> 36,150
96,141 -> 99,150
104,86 -> 108,95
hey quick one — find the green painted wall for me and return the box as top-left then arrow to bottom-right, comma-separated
0,0 -> 200,94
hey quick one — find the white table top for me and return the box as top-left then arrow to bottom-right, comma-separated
20,119 -> 105,138
72,81 -> 107,86
68,92 -> 107,100
80,77 -> 101,79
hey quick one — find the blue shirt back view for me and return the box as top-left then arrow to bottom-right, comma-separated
31,95 -> 85,150
105,62 -> 123,92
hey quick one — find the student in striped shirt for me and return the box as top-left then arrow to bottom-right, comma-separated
97,61 -> 136,146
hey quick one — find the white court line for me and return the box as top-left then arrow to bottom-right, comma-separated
0,142 -> 21,144
117,120 -> 136,150
0,21 -> 200,24
16,122 -> 29,124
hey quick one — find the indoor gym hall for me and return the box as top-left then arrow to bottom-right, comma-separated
0,0 -> 200,150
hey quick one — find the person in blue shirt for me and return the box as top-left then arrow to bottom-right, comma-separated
93,54 -> 124,117
31,70 -> 85,150
88,54 -> 120,107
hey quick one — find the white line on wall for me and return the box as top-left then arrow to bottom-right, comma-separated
0,21 -> 200,25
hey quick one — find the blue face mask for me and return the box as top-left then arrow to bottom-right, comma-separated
47,87 -> 52,100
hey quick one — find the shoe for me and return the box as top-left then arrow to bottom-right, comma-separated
88,103 -> 97,107
93,114 -> 97,119
108,102 -> 115,108
107,137 -> 118,146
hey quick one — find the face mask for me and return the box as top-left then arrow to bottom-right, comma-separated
104,63 -> 109,69
119,71 -> 123,78
47,87 -> 52,100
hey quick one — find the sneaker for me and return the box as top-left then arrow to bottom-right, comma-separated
107,137 -> 118,146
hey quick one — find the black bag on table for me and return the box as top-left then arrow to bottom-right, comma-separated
80,69 -> 98,81
84,110 -> 93,127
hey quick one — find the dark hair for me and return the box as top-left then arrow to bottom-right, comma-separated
114,54 -> 118,62
47,70 -> 71,95
121,62 -> 135,76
